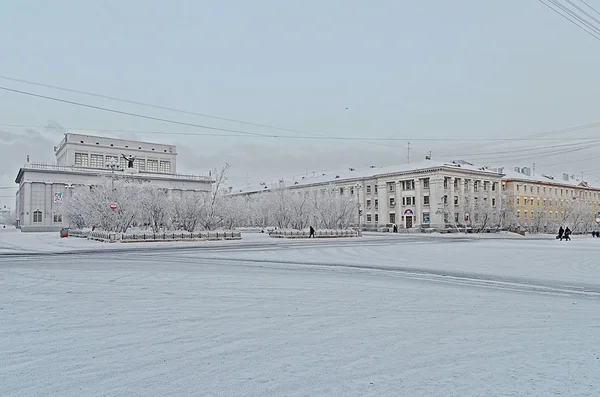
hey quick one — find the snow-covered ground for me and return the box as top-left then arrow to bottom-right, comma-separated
1,230 -> 599,396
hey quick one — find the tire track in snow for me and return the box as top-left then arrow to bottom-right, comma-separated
162,255 -> 600,299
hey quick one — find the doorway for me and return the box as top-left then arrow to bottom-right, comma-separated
405,216 -> 413,229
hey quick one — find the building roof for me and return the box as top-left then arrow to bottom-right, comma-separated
501,168 -> 600,190
15,163 -> 213,184
232,159 -> 502,194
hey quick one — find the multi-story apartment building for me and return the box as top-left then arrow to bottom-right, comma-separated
502,169 -> 600,230
233,159 -> 504,230
14,133 -> 213,232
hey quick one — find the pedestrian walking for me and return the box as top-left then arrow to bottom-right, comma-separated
557,226 -> 564,241
309,225 -> 315,238
564,227 -> 572,241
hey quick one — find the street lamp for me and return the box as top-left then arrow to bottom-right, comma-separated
106,157 -> 119,191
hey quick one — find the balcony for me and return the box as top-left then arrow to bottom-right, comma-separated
21,162 -> 212,181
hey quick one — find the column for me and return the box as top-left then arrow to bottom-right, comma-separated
449,177 -> 455,225
377,180 -> 385,226
414,179 -> 422,228
429,176 -> 444,228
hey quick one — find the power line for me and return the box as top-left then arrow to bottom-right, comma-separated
4,122 -> 600,142
0,75 -> 402,149
581,0 -> 600,17
0,75 -> 322,137
0,86 -> 276,138
538,0 -> 600,41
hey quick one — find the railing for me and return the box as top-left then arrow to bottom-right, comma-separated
23,162 -> 212,181
268,229 -> 361,238
67,230 -> 241,242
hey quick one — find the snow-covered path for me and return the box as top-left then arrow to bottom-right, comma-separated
1,237 -> 600,396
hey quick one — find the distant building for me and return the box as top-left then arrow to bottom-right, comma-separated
15,133 -> 213,232
232,159 -> 504,231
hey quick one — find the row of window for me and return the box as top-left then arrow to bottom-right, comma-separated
73,139 -> 170,153
364,195 -> 496,208
74,153 -> 172,173
363,178 -> 498,194
31,211 -> 62,223
364,212 -> 474,224
516,184 -> 600,199
516,197 -> 600,208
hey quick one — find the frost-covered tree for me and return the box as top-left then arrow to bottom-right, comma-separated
60,176 -> 142,232
172,192 -> 207,232
139,187 -> 171,232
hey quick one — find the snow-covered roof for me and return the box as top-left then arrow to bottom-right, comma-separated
231,159 -> 501,194
501,168 -> 600,190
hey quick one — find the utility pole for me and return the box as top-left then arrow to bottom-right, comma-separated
533,162 -> 535,176
407,142 -> 411,164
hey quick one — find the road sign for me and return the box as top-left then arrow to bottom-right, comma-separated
109,203 -> 118,211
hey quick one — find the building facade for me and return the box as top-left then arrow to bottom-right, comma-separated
502,169 -> 600,231
15,133 -> 212,232
234,160 -> 504,230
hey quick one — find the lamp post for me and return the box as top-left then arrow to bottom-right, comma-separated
106,157 -> 119,191
355,184 -> 362,229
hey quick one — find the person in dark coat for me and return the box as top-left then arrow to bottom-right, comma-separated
309,226 -> 315,238
557,226 -> 564,240
564,227 -> 571,241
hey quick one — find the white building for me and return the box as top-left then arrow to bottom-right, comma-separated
233,159 -> 504,230
15,133 -> 213,232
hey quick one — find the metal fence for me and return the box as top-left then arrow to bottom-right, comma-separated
67,230 -> 241,242
268,229 -> 360,238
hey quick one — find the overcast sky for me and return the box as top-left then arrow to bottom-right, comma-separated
2,0 -> 600,207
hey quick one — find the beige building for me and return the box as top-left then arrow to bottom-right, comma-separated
502,169 -> 600,231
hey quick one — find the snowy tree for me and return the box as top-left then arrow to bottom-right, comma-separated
310,188 -> 355,229
172,192 -> 207,232
60,176 -> 143,233
0,210 -> 15,226
139,187 -> 172,232
468,198 -> 501,232
201,163 -> 230,230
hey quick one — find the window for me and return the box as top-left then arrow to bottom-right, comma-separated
492,182 -> 497,191
136,159 -> 146,171
367,214 -> 372,222
444,178 -> 449,189
350,187 -> 354,195
443,195 -> 448,205
444,213 -> 449,223
516,197 -> 520,205
492,198 -> 496,206
389,197 -> 395,207
484,181 -> 488,191
517,185 -> 520,192
366,185 -> 371,194
374,185 -> 378,193
454,213 -> 459,222
105,155 -> 119,167
454,179 -> 459,189
389,213 -> 396,223
474,181 -> 479,192
374,199 -> 379,209
90,154 -> 104,168
375,214 -> 379,222
339,187 -> 344,195
423,213 -> 430,223
403,180 -> 415,190
120,156 -> 128,170
530,186 -> 533,193
537,199 -> 541,207
388,182 -> 395,192
33,210 -> 42,223
423,195 -> 430,205
74,153 -> 89,167
147,159 -> 159,172
423,178 -> 430,189
366,199 -> 372,209
53,214 -> 62,223
454,196 -> 459,205
160,160 -> 171,173
543,187 -> 546,193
